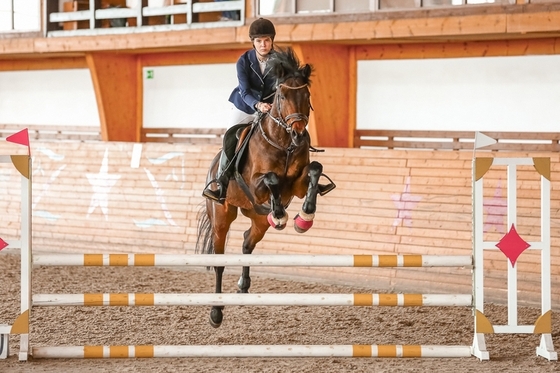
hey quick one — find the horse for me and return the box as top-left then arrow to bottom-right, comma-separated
196,47 -> 335,328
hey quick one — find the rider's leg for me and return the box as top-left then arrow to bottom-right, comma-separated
202,150 -> 230,203
202,122 -> 250,203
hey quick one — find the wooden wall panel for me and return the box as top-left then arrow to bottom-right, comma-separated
86,53 -> 140,142
292,44 -> 351,147
0,141 -> 558,309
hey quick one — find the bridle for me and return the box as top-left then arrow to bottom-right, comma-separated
268,83 -> 310,131
258,82 -> 311,154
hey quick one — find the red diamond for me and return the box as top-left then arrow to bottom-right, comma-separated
495,224 -> 531,267
0,238 -> 8,251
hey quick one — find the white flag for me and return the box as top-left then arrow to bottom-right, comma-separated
474,132 -> 497,149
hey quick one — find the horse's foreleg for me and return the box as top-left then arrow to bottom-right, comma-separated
294,161 -> 322,233
263,172 -> 288,230
209,266 -> 225,328
238,230 -> 254,293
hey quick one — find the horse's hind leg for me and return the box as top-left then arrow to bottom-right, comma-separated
210,266 -> 225,328
238,216 -> 269,293
294,161 -> 322,233
209,203 -> 237,328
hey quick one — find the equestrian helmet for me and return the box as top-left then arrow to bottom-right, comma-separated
249,18 -> 276,41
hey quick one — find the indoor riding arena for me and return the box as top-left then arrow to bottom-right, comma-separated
1,1 -> 560,372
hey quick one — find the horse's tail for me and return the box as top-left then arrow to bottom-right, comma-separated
195,204 -> 214,255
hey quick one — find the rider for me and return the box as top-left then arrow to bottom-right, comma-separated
202,18 -> 278,203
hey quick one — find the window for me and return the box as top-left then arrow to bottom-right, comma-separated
0,0 -> 40,32
259,0 -> 295,15
259,0 -> 372,14
259,0 -> 504,14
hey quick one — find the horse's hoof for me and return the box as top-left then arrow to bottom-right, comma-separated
209,308 -> 223,328
294,213 -> 314,233
267,212 -> 287,230
209,317 -> 221,328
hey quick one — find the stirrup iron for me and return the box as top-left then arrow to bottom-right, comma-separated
317,173 -> 336,196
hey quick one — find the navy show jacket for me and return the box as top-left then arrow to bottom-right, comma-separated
228,49 -> 277,115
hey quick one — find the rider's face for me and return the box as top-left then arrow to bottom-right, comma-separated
253,37 -> 273,57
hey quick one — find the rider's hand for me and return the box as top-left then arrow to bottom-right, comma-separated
257,102 -> 271,113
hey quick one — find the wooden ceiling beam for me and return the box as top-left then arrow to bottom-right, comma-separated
355,38 -> 560,60
139,49 -> 244,67
0,57 -> 86,71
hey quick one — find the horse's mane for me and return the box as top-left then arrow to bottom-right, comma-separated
269,47 -> 313,85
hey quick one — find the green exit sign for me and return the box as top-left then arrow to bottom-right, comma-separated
146,70 -> 154,79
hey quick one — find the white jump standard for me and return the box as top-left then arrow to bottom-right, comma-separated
472,157 -> 557,361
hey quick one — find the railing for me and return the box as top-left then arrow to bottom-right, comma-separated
0,125 -> 226,144
354,130 -> 560,151
140,127 -> 225,144
0,125 -> 101,142
47,0 -> 245,37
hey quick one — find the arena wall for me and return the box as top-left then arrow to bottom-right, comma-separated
0,140 -> 558,309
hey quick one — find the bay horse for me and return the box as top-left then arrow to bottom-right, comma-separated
196,47 -> 334,328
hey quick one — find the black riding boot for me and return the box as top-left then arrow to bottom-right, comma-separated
202,150 -> 230,204
202,122 -> 251,204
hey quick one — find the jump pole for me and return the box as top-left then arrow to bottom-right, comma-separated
33,254 -> 472,268
32,345 -> 473,359
32,293 -> 472,307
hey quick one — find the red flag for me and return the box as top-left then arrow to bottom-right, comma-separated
6,128 -> 30,155
0,238 -> 8,251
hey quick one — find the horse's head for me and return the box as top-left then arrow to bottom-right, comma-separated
268,48 -> 313,147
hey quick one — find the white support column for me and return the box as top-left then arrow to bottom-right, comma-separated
506,164 -> 517,328
471,158 -> 489,360
537,171 -> 556,360
0,325 -> 10,359
89,0 -> 96,29
19,157 -> 32,361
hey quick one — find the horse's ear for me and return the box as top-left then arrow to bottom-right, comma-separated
303,64 -> 313,81
274,63 -> 286,80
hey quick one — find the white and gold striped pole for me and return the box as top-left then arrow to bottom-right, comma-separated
33,254 -> 472,268
32,293 -> 472,307
32,344 -> 473,359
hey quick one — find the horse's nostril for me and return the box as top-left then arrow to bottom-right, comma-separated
291,131 -> 300,141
